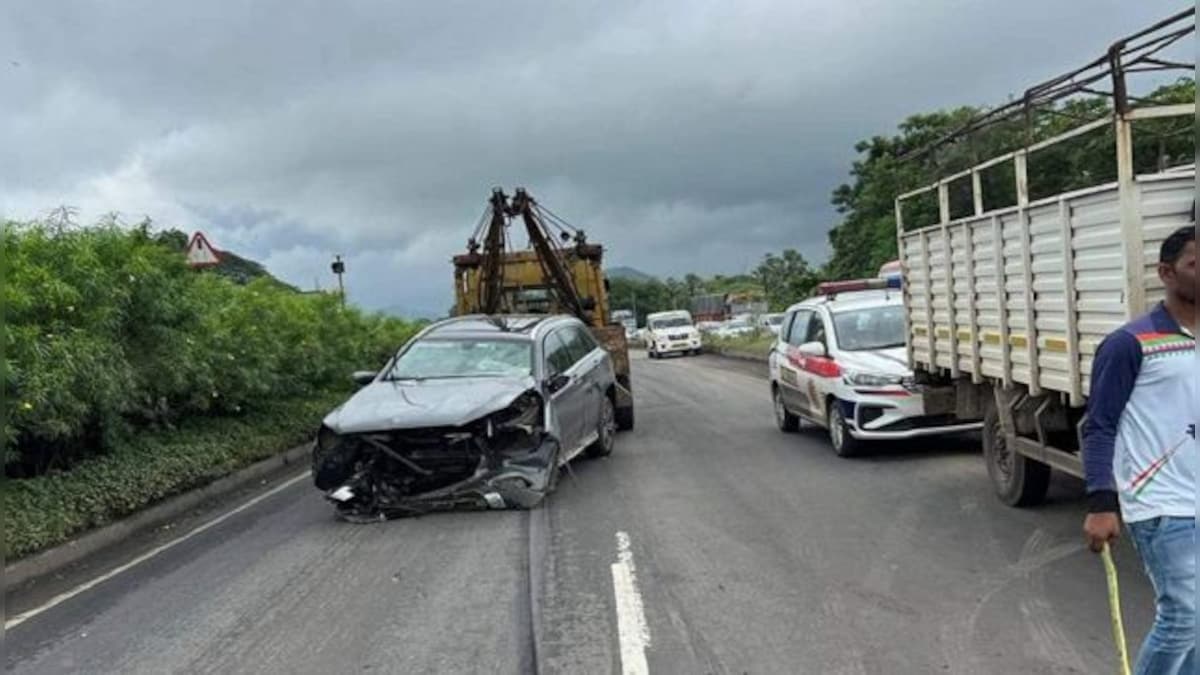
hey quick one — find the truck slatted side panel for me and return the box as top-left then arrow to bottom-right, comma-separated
973,221 -> 1003,380
949,225 -> 974,374
928,229 -> 953,370
902,171 -> 1194,401
903,234 -> 932,364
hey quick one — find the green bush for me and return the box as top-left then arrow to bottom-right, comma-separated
3,218 -> 422,476
3,392 -> 345,558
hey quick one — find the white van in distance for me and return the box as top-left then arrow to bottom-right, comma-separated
645,310 -> 702,358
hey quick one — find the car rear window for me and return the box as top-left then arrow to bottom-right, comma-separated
387,339 -> 532,379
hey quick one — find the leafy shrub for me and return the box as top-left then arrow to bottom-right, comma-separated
3,218 -> 422,476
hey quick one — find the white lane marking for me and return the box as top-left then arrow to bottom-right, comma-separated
611,530 -> 651,675
5,470 -> 312,630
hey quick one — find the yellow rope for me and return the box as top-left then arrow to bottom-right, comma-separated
1101,542 -> 1132,675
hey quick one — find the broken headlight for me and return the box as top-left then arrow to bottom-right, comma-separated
317,425 -> 341,452
491,392 -> 543,434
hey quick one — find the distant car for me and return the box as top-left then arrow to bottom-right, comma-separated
712,316 -> 757,339
312,314 -> 620,520
759,313 -> 786,335
645,310 -> 701,358
768,281 -> 981,457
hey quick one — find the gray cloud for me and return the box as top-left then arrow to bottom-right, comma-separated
1,1 -> 1184,317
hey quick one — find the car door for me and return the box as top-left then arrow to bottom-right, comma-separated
775,309 -> 813,415
563,325 -> 607,440
543,328 -> 589,456
793,310 -> 839,422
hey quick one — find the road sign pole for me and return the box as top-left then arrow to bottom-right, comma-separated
331,255 -> 346,307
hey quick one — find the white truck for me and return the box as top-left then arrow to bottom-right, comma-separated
895,13 -> 1195,506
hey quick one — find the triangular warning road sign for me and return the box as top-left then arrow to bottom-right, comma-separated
186,231 -> 222,268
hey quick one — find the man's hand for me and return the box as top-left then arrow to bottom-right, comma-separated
1083,512 -> 1121,553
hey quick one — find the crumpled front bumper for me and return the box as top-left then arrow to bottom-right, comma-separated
313,425 -> 562,521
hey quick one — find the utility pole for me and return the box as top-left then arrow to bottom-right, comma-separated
331,254 -> 346,307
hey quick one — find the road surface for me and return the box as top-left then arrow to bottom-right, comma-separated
6,353 -> 1153,674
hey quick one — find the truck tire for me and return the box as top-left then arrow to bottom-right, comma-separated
828,401 -> 862,458
983,405 -> 1050,507
615,404 -> 635,431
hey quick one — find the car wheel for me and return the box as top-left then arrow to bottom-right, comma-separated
773,386 -> 799,432
828,401 -> 862,457
588,396 -> 617,458
983,404 -> 1050,506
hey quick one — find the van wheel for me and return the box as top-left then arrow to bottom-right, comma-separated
828,402 -> 861,457
773,387 -> 799,432
983,405 -> 1050,506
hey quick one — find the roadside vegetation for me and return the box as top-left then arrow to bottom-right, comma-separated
701,333 -> 775,359
3,215 -> 421,557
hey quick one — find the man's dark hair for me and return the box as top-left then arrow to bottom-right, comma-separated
1159,223 -> 1195,265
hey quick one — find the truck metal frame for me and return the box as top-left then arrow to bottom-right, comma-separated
894,9 -> 1195,505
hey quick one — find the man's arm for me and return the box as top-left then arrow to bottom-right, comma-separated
1081,330 -> 1142,512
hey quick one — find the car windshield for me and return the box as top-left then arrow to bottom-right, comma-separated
727,319 -> 751,328
386,338 -> 532,379
831,305 -> 906,351
767,315 -> 783,325
651,318 -> 691,329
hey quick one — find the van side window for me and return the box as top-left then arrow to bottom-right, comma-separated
779,311 -> 796,343
805,312 -> 828,347
787,311 -> 813,347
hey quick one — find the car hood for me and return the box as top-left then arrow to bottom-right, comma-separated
323,375 -> 538,433
836,347 -> 912,377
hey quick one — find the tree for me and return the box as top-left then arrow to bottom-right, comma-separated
824,79 -> 1195,280
755,249 -> 818,311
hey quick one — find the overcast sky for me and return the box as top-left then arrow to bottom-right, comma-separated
1,2 -> 1186,317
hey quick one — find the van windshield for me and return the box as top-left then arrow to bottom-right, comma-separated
650,317 -> 691,329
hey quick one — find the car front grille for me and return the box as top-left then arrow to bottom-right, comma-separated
872,414 -> 961,432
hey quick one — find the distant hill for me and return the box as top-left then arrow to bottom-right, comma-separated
607,266 -> 656,282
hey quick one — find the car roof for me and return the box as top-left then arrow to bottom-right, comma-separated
423,314 -> 573,341
784,289 -> 901,315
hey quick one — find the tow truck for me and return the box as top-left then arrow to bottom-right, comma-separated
452,188 -> 635,430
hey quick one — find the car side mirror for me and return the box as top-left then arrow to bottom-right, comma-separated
352,370 -> 378,386
547,373 -> 570,393
797,341 -> 826,358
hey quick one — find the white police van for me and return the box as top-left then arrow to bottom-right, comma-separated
768,276 -> 981,456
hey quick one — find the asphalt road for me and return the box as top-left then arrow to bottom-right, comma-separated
6,352 -> 1155,674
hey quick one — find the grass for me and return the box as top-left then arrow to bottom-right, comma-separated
702,332 -> 775,359
3,389 -> 348,559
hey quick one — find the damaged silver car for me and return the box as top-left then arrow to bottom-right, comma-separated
312,315 -> 619,521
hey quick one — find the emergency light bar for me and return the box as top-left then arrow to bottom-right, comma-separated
816,276 -> 901,298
